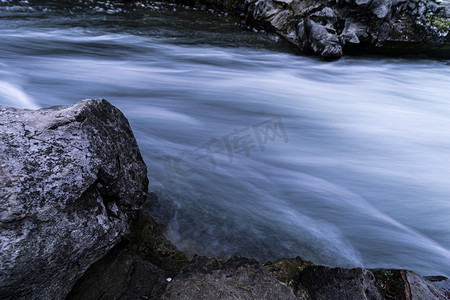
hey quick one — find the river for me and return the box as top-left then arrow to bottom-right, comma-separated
1,0 -> 450,277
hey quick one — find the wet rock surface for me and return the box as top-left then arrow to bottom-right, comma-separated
373,269 -> 448,300
427,276 -> 450,298
161,256 -> 299,300
0,99 -> 148,299
125,198 -> 190,277
298,266 -> 384,299
265,257 -> 314,299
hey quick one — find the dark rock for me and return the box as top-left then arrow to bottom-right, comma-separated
426,276 -> 450,298
298,266 -> 383,300
125,208 -> 190,276
252,0 -> 279,20
417,2 -> 427,15
373,269 -> 410,299
407,271 -> 448,300
161,256 -> 298,299
270,9 -> 294,32
66,209 -> 190,299
321,43 -> 344,58
291,0 -> 322,17
297,19 -> 310,48
377,21 -> 392,43
66,246 -> 168,300
355,0 -> 372,7
235,0 -> 450,58
295,266 -> 448,300
306,18 -> 343,59
408,1 -> 416,10
341,19 -> 369,44
265,257 -> 314,299
310,7 -> 338,26
373,269 -> 448,300
0,99 -> 148,299
370,0 -> 393,18
427,1 -> 438,12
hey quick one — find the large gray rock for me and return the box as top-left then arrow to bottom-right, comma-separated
0,99 -> 148,299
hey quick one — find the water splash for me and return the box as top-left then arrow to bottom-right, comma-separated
0,81 -> 39,109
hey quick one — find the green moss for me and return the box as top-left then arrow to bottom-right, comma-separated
374,271 -> 391,281
265,257 -> 314,298
373,269 -> 408,299
427,15 -> 450,32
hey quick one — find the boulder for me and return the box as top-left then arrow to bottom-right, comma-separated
0,99 -> 148,299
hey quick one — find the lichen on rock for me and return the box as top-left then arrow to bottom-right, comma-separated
0,99 -> 148,299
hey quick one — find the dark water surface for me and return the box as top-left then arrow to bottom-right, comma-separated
1,0 -> 450,277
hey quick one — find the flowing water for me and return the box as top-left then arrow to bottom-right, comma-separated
1,0 -> 450,277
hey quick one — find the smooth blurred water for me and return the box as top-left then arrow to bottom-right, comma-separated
1,0 -> 450,277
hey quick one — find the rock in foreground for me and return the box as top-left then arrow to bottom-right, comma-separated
0,99 -> 148,299
161,256 -> 298,299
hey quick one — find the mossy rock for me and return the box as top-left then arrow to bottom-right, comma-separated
428,15 -> 450,32
265,257 -> 314,299
126,212 -> 190,276
373,269 -> 409,300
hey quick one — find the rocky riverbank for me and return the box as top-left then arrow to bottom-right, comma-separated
69,208 -> 450,299
163,0 -> 450,59
1,100 -> 449,299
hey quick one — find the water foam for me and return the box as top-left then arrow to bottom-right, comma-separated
0,81 -> 39,109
